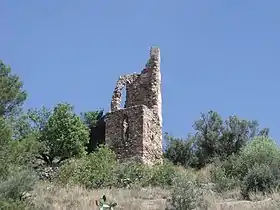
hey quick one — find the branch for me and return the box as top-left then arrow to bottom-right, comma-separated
57,156 -> 69,164
36,153 -> 51,164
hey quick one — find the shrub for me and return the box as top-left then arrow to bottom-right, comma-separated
216,137 -> 280,182
0,136 -> 40,182
0,169 -> 37,201
168,173 -> 203,210
113,159 -> 182,188
216,154 -> 241,179
236,136 -> 280,180
4,136 -> 40,166
241,163 -> 278,199
209,136 -> 280,195
55,158 -> 82,186
148,160 -> 179,187
113,161 -> 150,188
210,164 -> 237,192
57,146 -> 117,189
0,198 -> 31,210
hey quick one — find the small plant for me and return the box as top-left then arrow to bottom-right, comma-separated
95,195 -> 117,210
168,174 -> 203,210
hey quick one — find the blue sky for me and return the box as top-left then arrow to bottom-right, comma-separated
1,1 -> 280,140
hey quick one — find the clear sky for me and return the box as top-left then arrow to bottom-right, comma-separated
1,1 -> 280,140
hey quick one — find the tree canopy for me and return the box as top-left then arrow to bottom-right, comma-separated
0,61 -> 27,118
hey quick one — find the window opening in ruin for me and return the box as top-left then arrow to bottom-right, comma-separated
120,86 -> 127,109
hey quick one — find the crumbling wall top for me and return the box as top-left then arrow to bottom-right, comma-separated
145,47 -> 160,69
110,47 -> 161,113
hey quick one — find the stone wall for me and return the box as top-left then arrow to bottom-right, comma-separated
105,47 -> 163,165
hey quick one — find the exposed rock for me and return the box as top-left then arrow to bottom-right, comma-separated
36,166 -> 60,181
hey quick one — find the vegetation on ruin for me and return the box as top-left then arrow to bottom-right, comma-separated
1,60 -> 280,209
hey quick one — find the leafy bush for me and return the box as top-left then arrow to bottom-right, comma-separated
57,145 -> 117,189
58,148 -> 185,190
215,154 -> 241,179
236,136 -> 280,179
210,136 -> 280,197
5,136 -> 40,166
148,160 -> 179,187
168,174 -> 203,210
241,163 -> 279,199
210,164 -> 237,192
113,161 -> 150,188
0,136 -> 40,182
0,198 -> 31,210
213,136 -> 280,182
0,169 -> 37,200
55,158 -> 81,186
0,170 -> 37,200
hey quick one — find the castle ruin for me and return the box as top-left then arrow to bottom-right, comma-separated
104,47 -> 163,165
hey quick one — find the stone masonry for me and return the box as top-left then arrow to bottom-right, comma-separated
105,47 -> 163,165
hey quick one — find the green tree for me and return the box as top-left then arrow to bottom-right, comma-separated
27,106 -> 52,136
164,133 -> 197,167
165,110 -> 269,168
216,115 -> 260,158
80,110 -> 104,128
0,117 -> 12,146
193,111 -> 269,167
7,106 -> 51,141
193,111 -> 223,167
37,103 -> 89,165
0,61 -> 27,118
81,110 -> 105,152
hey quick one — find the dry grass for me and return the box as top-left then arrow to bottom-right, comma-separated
30,182 -> 169,210
211,189 -> 280,210
215,198 -> 280,210
27,181 -> 280,210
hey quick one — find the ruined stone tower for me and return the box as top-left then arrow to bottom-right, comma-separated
104,47 -> 163,165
